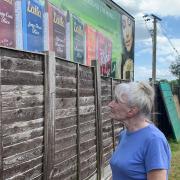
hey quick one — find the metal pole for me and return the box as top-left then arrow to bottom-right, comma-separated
151,14 -> 161,123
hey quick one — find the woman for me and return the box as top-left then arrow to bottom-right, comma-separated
109,82 -> 171,180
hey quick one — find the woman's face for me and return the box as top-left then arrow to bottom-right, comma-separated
108,95 -> 129,122
122,15 -> 133,52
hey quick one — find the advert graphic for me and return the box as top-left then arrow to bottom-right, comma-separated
121,14 -> 134,80
73,16 -> 85,64
96,32 -> 112,76
86,25 -> 96,66
22,0 -> 44,51
49,4 -> 66,58
0,0 -> 15,48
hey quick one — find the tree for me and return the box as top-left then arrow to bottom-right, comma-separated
170,56 -> 180,85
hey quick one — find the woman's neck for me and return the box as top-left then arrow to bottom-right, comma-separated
124,115 -> 150,132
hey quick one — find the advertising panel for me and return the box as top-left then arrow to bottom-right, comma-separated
49,0 -> 124,79
86,25 -> 96,66
0,0 -> 15,48
22,0 -> 44,51
72,15 -> 85,64
49,4 -> 66,58
96,32 -> 112,76
121,13 -> 135,80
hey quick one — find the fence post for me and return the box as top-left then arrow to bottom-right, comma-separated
91,60 -> 103,180
76,64 -> 81,180
44,51 -> 56,180
110,78 -> 115,151
0,52 -> 3,180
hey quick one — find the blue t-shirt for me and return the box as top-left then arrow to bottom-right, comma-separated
110,124 -> 171,180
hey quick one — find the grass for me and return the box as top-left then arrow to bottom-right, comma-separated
169,139 -> 180,180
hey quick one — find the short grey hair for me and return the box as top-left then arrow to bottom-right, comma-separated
114,82 -> 154,116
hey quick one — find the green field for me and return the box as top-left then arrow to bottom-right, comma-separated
169,140 -> 180,180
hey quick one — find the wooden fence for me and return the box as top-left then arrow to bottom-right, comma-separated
0,47 -> 123,180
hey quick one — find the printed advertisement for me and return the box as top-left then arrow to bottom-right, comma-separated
0,0 -> 15,48
96,32 -> 112,76
49,4 -> 66,58
86,25 -> 96,66
22,0 -> 44,51
121,14 -> 135,80
73,16 -> 85,64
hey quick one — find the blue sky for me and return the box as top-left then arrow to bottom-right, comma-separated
113,0 -> 180,81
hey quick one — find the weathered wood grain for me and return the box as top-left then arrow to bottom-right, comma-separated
1,85 -> 43,97
56,108 -> 77,118
2,95 -> 43,111
56,97 -> 76,109
55,134 -> 77,151
56,64 -> 76,77
103,131 -> 113,140
55,126 -> 77,140
3,136 -> 43,158
3,127 -> 43,147
79,105 -> 95,115
55,115 -> 77,129
0,55 -> 2,180
80,145 -> 97,162
103,143 -> 113,155
53,155 -> 77,173
1,56 -> 43,72
80,129 -> 96,142
79,112 -> 96,124
104,151 -> 112,165
81,162 -> 97,180
2,118 -> 43,137
79,79 -> 94,88
3,156 -> 43,179
56,87 -> 77,98
56,76 -> 76,89
103,137 -> 112,149
53,164 -> 77,180
3,146 -> 43,170
79,88 -> 94,97
2,70 -> 43,85
2,106 -> 43,124
80,154 -> 97,172
55,145 -> 77,163
0,48 -> 44,61
80,120 -> 96,133
80,138 -> 96,152
56,58 -> 76,68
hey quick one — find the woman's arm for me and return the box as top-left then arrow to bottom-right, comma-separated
147,169 -> 167,180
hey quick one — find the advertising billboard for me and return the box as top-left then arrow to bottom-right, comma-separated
0,0 -> 134,80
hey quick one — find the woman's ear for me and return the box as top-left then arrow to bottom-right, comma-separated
127,106 -> 139,118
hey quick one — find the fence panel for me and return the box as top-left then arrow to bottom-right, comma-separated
0,47 -> 44,180
0,47 -> 125,180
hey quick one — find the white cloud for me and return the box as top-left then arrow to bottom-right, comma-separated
113,0 -> 180,17
134,66 -> 176,81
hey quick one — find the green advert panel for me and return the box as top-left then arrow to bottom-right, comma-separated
49,0 -> 134,79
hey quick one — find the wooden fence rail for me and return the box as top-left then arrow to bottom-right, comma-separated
0,47 -> 123,180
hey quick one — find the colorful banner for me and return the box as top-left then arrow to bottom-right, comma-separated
0,0 -> 15,48
50,0 -> 123,78
22,0 -> 44,51
49,4 -> 66,58
86,25 -> 96,66
96,32 -> 112,76
72,16 -> 85,64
